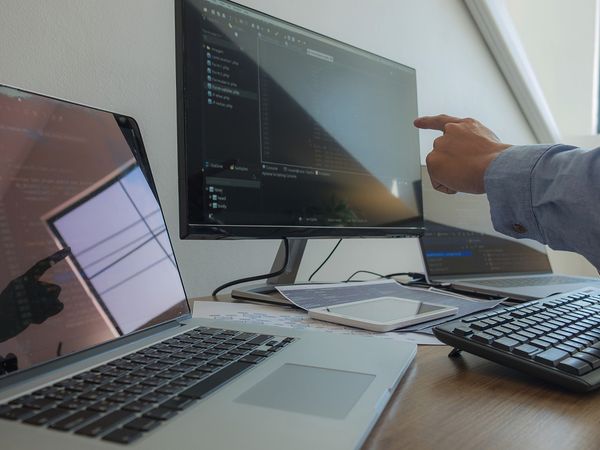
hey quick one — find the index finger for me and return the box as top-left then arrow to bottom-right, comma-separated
414,114 -> 463,132
25,247 -> 71,281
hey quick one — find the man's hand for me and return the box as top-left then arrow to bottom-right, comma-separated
414,115 -> 511,194
0,248 -> 70,342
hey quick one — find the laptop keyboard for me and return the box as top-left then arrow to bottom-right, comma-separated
0,326 -> 294,444
472,275 -> 583,288
434,287 -> 600,391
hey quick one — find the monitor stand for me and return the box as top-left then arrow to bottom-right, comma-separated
231,238 -> 308,304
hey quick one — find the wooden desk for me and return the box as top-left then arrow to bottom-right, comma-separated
201,297 -> 600,449
363,346 -> 600,450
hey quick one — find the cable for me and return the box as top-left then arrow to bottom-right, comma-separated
384,272 -> 426,281
344,270 -> 426,284
308,239 -> 342,282
211,238 -> 290,297
344,270 -> 384,282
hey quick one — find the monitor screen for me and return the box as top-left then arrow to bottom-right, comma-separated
177,0 -> 423,239
420,167 -> 551,278
0,85 -> 189,377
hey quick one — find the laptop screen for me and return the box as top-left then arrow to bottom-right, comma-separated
0,85 -> 189,376
420,167 -> 551,278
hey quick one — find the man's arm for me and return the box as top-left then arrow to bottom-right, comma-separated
414,115 -> 600,269
485,144 -> 600,269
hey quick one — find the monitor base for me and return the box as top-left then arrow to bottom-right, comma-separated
231,284 -> 291,305
229,238 -> 309,305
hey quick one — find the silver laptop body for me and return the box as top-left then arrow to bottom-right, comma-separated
0,85 -> 415,450
420,167 -> 600,301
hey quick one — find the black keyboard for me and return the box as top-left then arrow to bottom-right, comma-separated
433,287 -> 600,392
0,327 -> 294,444
473,275 -> 583,288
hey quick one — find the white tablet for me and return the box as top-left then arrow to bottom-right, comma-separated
307,296 -> 458,332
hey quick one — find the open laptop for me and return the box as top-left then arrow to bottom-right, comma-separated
419,167 -> 600,301
0,84 -> 416,449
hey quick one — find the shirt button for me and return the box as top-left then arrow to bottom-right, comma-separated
512,223 -> 527,234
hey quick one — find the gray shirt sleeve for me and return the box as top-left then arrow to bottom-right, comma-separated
484,144 -> 600,269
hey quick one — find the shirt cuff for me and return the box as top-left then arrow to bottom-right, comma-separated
483,144 -> 555,243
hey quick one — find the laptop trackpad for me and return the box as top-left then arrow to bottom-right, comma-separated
235,363 -> 375,419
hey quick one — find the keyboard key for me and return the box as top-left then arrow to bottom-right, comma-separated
552,329 -> 574,339
482,319 -> 499,327
519,319 -> 537,327
534,348 -> 569,367
494,326 -> 513,335
57,398 -> 93,410
530,339 -> 552,350
486,329 -> 505,339
75,410 -> 136,437
50,410 -> 100,431
31,386 -> 60,397
515,330 -> 536,340
582,347 -> 600,359
558,357 -> 593,375
0,407 -> 37,421
572,352 -> 600,369
106,392 -> 135,404
124,417 -> 161,432
510,310 -> 528,318
123,401 -> 153,413
248,335 -> 273,345
513,344 -> 541,358
240,355 -> 264,364
570,324 -> 589,333
160,396 -> 194,411
139,392 -> 169,404
180,361 -> 253,399
509,334 -> 529,344
531,324 -> 552,333
573,336 -> 595,347
555,343 -> 578,355
538,336 -> 560,346
471,321 -> 491,331
461,315 -> 479,323
452,325 -> 473,336
492,337 -> 520,351
88,400 -> 117,413
564,340 -> 587,352
23,408 -> 70,426
102,428 -> 143,444
21,397 -> 57,410
143,407 -> 177,421
582,333 -> 600,343
471,333 -> 494,344
78,391 -> 106,402
547,332 -> 568,342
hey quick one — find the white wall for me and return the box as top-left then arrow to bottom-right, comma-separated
503,0 -> 600,276
505,0 -> 600,136
0,0 -> 538,297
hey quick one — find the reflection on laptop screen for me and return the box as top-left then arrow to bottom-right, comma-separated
0,85 -> 188,376
420,167 -> 551,277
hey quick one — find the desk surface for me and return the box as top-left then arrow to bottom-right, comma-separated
363,345 -> 600,450
203,297 -> 600,450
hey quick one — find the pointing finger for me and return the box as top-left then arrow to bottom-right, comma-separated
414,114 -> 464,132
25,247 -> 71,281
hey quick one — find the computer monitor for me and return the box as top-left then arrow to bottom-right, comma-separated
176,0 -> 423,295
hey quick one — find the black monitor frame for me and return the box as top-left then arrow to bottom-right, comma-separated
175,0 -> 424,240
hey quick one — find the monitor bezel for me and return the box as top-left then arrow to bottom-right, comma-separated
175,0 -> 425,240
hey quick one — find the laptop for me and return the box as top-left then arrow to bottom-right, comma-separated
0,84 -> 416,449
419,167 -> 600,301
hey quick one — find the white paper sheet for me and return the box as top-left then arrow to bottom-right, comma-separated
192,301 -> 443,345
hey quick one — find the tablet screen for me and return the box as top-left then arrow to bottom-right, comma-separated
329,297 -> 445,322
